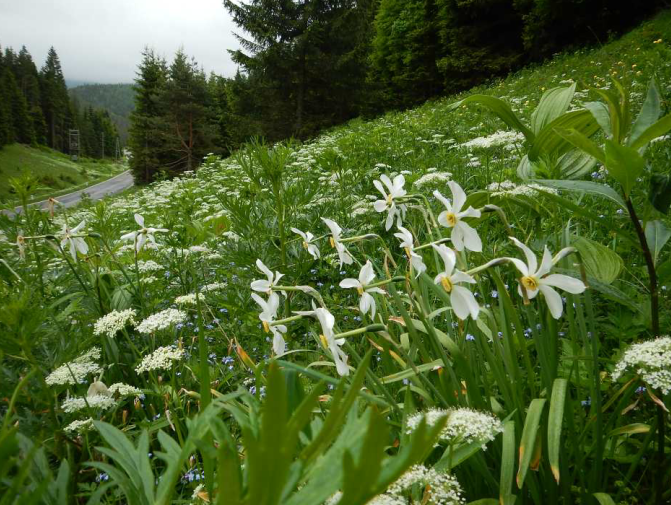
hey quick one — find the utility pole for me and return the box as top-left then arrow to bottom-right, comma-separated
101,132 -> 105,159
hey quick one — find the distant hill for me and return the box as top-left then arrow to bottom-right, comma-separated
69,84 -> 135,144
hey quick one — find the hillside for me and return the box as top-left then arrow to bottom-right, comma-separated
3,9 -> 671,505
0,143 -> 126,204
69,83 -> 135,144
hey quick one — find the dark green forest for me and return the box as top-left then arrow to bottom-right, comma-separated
0,45 -> 119,159
69,83 -> 134,145
128,0 -> 666,184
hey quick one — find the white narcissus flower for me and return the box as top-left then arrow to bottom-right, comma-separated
291,227 -> 320,260
60,220 -> 88,261
321,218 -> 354,267
508,237 -> 586,319
434,181 -> 482,252
339,260 -> 385,319
394,226 -> 426,278
251,259 -> 284,295
295,305 -> 349,376
120,214 -> 168,252
251,292 -> 287,356
374,174 -> 408,230
432,244 -> 480,320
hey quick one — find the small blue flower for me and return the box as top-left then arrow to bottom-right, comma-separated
491,290 -> 498,299
466,334 -> 475,341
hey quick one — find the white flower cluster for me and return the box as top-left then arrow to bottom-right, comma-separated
612,336 -> 671,394
488,180 -> 558,198
136,309 -> 187,334
459,130 -> 524,150
45,347 -> 102,386
137,260 -> 164,273
135,346 -> 186,373
386,465 -> 465,505
62,394 -> 116,413
327,465 -> 464,505
108,383 -> 143,397
407,408 -> 503,449
414,172 -> 453,188
93,309 -> 138,338
201,282 -> 226,293
64,417 -> 95,434
175,293 -> 198,305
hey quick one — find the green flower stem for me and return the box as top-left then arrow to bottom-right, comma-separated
367,276 -> 406,288
271,315 -> 303,326
334,324 -> 386,339
414,238 -> 451,251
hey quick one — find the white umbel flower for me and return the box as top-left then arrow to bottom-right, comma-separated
434,182 -> 482,252
508,237 -> 586,319
45,347 -> 102,386
175,293 -> 198,305
432,244 -> 479,320
406,407 -> 503,450
291,228 -> 321,260
135,346 -> 186,373
64,418 -> 95,434
387,465 -> 465,505
136,308 -> 187,334
93,309 -> 137,338
374,174 -> 408,230
59,220 -> 88,261
339,260 -> 385,319
62,394 -> 116,413
394,226 -> 426,278
612,336 -> 671,394
321,218 -> 354,267
108,383 -> 144,397
119,214 -> 168,252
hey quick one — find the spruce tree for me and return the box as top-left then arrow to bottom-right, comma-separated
2,70 -> 35,144
17,46 -> 47,144
159,49 -> 214,174
128,48 -> 169,183
40,47 -> 70,151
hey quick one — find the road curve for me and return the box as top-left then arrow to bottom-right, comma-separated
7,170 -> 134,216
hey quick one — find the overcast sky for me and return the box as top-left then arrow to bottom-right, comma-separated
0,0 -> 242,84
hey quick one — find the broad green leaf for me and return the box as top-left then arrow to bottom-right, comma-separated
604,140 -> 645,196
593,492 -> 617,505
449,95 -> 534,140
531,83 -> 576,135
529,110 -> 599,162
649,174 -> 671,214
645,220 -> 671,265
629,78 -> 661,147
517,399 -> 546,489
555,149 -> 598,179
516,154 -> 533,179
630,113 -> 671,150
553,127 -> 606,164
607,423 -> 650,437
499,420 -> 516,501
584,101 -> 612,138
595,88 -> 625,143
535,180 -> 625,208
435,440 -> 483,471
548,379 -> 567,483
468,500 -> 499,505
572,236 -> 624,284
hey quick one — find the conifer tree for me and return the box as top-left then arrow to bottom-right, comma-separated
1,69 -> 35,144
17,46 -> 47,144
128,48 -> 169,183
39,47 -> 71,151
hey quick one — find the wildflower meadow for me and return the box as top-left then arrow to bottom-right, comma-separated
2,11 -> 671,505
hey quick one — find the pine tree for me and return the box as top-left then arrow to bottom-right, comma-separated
0,46 -> 14,148
40,47 -> 71,151
128,48 -> 169,183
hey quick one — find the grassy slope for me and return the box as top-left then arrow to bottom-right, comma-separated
0,144 -> 127,204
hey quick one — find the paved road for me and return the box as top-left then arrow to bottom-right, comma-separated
6,170 -> 134,216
